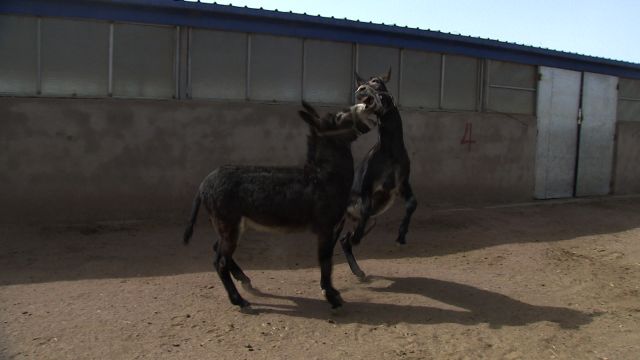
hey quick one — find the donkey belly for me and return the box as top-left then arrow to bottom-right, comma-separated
242,217 -> 308,234
372,190 -> 397,217
347,187 -> 398,220
237,168 -> 316,230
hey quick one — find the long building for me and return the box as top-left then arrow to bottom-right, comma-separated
1,0 -> 639,223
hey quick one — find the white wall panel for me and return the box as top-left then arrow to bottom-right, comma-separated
113,23 -> 175,98
617,78 -> 640,122
190,29 -> 247,99
442,55 -> 477,111
303,39 -> 352,104
400,50 -> 440,108
0,15 -> 38,94
249,35 -> 302,102
356,45 -> 399,97
41,18 -> 109,96
486,60 -> 536,114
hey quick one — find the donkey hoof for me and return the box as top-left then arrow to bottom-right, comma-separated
331,304 -> 345,315
241,281 -> 255,292
233,297 -> 251,308
356,273 -> 370,283
395,239 -> 407,246
322,289 -> 344,309
239,304 -> 258,315
330,299 -> 344,310
350,268 -> 367,281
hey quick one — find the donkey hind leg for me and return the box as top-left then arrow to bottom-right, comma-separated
396,180 -> 418,245
213,240 -> 252,289
351,187 -> 389,246
351,196 -> 372,246
339,232 -> 367,280
211,218 -> 250,309
341,192 -> 387,280
318,230 -> 343,309
335,216 -> 366,280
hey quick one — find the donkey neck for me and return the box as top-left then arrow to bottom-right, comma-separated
306,137 -> 354,189
377,107 -> 406,156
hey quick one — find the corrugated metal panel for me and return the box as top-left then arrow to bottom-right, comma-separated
576,73 -> 618,196
399,50 -> 440,108
441,55 -> 477,111
617,78 -> 640,122
303,39 -> 352,104
190,29 -> 246,100
535,67 -> 581,199
113,23 -> 175,99
487,87 -> 536,114
617,99 -> 640,122
0,15 -> 37,94
249,34 -> 302,102
488,60 -> 536,88
619,78 -> 640,98
357,44 -> 399,96
4,0 -> 640,80
486,60 -> 537,114
41,18 -> 109,96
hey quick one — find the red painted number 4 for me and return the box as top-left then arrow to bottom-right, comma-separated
460,122 -> 476,151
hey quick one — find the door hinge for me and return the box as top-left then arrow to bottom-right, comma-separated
577,108 -> 583,125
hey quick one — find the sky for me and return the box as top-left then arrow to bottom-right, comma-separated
187,0 -> 640,64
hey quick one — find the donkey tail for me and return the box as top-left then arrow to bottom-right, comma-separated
183,192 -> 202,245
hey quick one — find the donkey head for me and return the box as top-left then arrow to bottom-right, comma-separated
355,81 -> 394,118
298,100 -> 379,179
298,94 -> 380,143
355,67 -> 392,93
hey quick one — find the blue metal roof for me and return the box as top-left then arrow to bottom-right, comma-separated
3,0 -> 640,79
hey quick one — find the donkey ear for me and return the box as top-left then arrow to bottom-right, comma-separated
355,71 -> 366,86
381,67 -> 392,83
298,110 -> 318,129
301,100 -> 320,119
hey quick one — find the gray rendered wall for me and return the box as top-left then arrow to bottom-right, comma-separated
0,97 -> 536,224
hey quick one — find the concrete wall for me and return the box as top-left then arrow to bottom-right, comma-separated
0,97 -> 537,224
613,121 -> 640,195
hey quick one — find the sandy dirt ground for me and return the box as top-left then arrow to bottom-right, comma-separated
1,196 -> 640,360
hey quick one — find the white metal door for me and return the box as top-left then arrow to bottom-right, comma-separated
575,73 -> 618,196
535,67 -> 581,199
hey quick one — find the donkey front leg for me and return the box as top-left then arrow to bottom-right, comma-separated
397,180 -> 417,245
318,230 -> 343,309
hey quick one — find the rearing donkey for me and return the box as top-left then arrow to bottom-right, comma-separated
341,69 -> 418,280
183,89 -> 382,311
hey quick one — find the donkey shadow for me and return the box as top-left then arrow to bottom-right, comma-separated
246,276 -> 597,329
